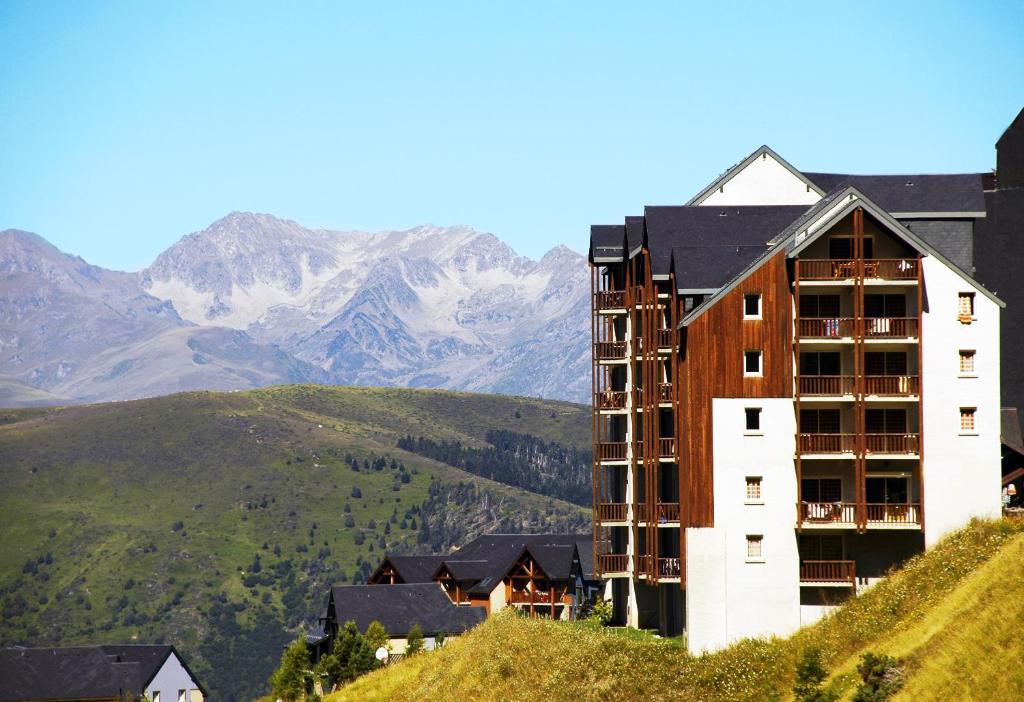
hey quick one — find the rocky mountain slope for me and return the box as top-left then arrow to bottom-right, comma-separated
0,215 -> 590,404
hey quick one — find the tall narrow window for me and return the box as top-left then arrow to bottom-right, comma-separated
960,407 -> 976,432
746,535 -> 764,561
958,292 -> 975,321
745,407 -> 761,432
745,476 -> 763,503
744,350 -> 763,376
959,350 -> 976,375
744,293 -> 762,319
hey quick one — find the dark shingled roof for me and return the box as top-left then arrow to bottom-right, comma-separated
589,224 -> 626,262
0,648 -> 138,702
1002,408 -> 1024,456
803,173 -> 986,214
379,555 -> 446,583
644,205 -> 809,280
625,216 -> 645,254
328,583 -> 485,637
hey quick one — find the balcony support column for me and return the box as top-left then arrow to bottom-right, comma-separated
794,257 -> 803,531
916,253 -> 926,533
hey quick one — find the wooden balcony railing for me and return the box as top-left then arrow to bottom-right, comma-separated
597,554 -> 629,574
864,375 -> 919,396
799,375 -> 855,396
866,503 -> 921,524
595,341 -> 627,360
798,502 -> 857,524
594,390 -> 627,410
658,557 -> 681,578
658,437 -> 675,458
595,290 -> 626,310
798,259 -> 918,281
865,433 -> 919,454
798,433 -> 856,454
596,442 -> 628,461
865,317 -> 919,338
636,502 -> 680,524
508,589 -> 557,604
657,329 -> 674,349
800,560 -> 856,584
596,502 -> 628,522
636,554 -> 652,575
657,383 -> 673,403
798,318 -> 855,338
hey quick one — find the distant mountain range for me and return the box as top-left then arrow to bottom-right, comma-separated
0,214 -> 590,405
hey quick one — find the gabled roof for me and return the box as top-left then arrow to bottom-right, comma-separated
327,583 -> 485,637
996,106 -> 1024,148
97,645 -> 205,697
0,647 -> 137,702
371,555 -> 445,584
686,145 -> 826,206
802,172 -> 986,216
589,224 -> 627,263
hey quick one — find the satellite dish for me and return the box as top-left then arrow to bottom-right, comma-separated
375,646 -> 388,662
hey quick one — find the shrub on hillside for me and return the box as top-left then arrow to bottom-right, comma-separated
853,652 -> 905,702
793,646 -> 838,702
406,623 -> 424,656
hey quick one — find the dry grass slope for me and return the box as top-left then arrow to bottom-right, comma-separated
328,518 -> 1024,702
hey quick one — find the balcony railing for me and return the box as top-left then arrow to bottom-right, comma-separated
595,341 -> 627,360
798,501 -> 857,524
596,442 -> 628,461
798,259 -> 919,281
798,433 -> 856,454
657,383 -> 673,403
658,557 -> 681,578
866,502 -> 921,524
596,502 -> 628,522
659,437 -> 675,458
865,317 -> 918,338
800,560 -> 856,584
595,290 -> 626,310
798,318 -> 855,338
594,390 -> 627,410
865,433 -> 919,454
864,375 -> 919,396
799,375 -> 855,396
657,329 -> 674,349
636,502 -> 680,524
597,554 -> 629,574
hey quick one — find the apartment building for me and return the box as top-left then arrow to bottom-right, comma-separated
589,134 -> 1010,652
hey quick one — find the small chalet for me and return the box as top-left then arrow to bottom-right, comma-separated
0,645 -> 205,702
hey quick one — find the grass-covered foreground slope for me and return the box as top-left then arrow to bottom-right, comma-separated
330,518 -> 1024,702
0,386 -> 590,702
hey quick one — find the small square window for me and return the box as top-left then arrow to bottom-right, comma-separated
744,350 -> 763,376
743,293 -> 762,319
960,407 -> 976,433
958,292 -> 975,321
152,693 -> 161,702
178,691 -> 186,702
745,407 -> 761,432
746,535 -> 763,560
745,476 -> 762,502
959,350 -> 975,375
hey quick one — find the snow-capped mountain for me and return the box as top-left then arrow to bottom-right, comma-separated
0,214 -> 590,405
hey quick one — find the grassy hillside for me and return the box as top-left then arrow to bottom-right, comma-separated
0,386 -> 591,702
329,518 -> 1024,702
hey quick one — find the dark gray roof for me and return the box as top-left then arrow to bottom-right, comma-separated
589,224 -> 626,262
625,216 -> 645,255
645,205 -> 809,279
374,555 -> 445,584
328,583 -> 485,637
1002,408 -> 1024,455
803,173 -> 986,214
0,647 -> 138,702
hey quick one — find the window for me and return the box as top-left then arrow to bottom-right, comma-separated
800,351 -> 841,376
960,407 -> 976,433
866,408 -> 907,433
864,351 -> 907,376
743,293 -> 762,319
864,294 -> 907,318
746,535 -> 764,561
802,477 -> 842,503
800,409 -> 841,434
959,350 -> 976,375
799,534 -> 844,561
828,236 -> 874,259
745,476 -> 763,503
866,476 -> 909,504
152,693 -> 161,702
958,292 -> 975,321
799,294 -> 840,318
745,407 -> 761,432
744,350 -> 763,376
178,691 -> 186,702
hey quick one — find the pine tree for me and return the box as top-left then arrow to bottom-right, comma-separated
364,620 -> 389,652
405,623 -> 424,656
269,636 -> 311,702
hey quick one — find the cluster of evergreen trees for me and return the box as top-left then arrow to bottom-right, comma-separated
397,430 -> 591,506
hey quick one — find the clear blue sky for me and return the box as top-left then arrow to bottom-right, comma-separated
1,1 -> 1022,271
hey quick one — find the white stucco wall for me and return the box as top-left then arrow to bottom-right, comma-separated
686,398 -> 800,653
489,580 -> 507,613
697,152 -> 822,207
920,256 -> 1002,546
145,652 -> 202,702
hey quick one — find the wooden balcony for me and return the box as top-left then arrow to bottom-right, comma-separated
800,560 -> 856,585
866,502 -> 921,524
864,375 -> 919,396
596,442 -> 628,462
595,341 -> 627,360
508,589 -> 559,604
595,290 -> 627,311
657,329 -> 674,349
799,375 -> 855,396
658,437 -> 675,458
636,502 -> 680,524
594,390 -> 627,410
596,502 -> 628,522
865,317 -> 918,338
798,501 -> 857,525
597,553 -> 629,574
798,433 -> 856,454
865,433 -> 919,455
658,557 -> 681,578
657,383 -> 673,403
798,258 -> 919,282
798,318 -> 855,338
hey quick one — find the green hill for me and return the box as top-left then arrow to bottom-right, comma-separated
328,518 -> 1024,702
0,386 -> 591,702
